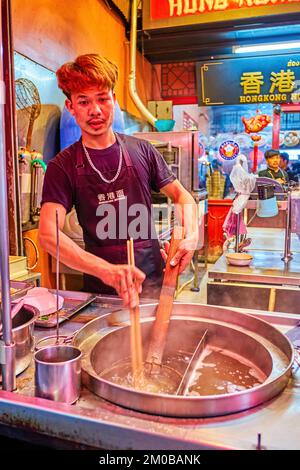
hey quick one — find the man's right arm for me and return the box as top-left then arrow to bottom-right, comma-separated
39,202 -> 145,307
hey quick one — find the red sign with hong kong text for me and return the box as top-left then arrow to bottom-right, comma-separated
149,0 -> 300,21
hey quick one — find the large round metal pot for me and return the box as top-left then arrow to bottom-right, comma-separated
73,303 -> 294,418
0,304 -> 38,379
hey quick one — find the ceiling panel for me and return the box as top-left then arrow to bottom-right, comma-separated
139,14 -> 300,63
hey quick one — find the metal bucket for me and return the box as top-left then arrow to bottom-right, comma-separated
0,305 -> 37,380
72,303 -> 294,417
34,345 -> 82,404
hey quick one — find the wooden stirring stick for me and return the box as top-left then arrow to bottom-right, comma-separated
145,225 -> 184,375
127,238 -> 143,382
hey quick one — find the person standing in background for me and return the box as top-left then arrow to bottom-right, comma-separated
280,152 -> 296,182
258,149 -> 289,184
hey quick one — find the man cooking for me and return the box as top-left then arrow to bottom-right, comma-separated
39,54 -> 198,308
258,149 -> 289,184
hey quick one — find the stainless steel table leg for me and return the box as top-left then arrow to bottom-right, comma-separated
282,189 -> 293,263
235,212 -> 240,253
191,250 -> 200,292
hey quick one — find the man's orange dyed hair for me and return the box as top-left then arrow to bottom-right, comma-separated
56,54 -> 118,98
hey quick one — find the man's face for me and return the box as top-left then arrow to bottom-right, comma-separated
267,154 -> 280,171
66,86 -> 116,139
280,157 -> 288,170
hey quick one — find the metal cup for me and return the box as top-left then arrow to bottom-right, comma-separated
34,345 -> 82,404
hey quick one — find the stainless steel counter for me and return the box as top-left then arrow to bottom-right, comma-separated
0,297 -> 300,450
207,250 -> 300,313
208,250 -> 300,286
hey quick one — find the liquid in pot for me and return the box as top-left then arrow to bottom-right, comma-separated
99,346 -> 266,395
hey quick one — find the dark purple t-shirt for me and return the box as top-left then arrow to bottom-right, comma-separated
41,134 -> 176,213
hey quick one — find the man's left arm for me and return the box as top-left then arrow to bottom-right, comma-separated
160,179 -> 199,273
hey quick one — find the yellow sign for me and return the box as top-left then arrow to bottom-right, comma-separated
239,67 -> 297,103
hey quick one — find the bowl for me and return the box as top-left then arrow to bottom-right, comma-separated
23,287 -> 64,316
154,119 -> 176,132
225,252 -> 253,267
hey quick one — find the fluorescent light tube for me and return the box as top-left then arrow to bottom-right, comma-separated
233,42 -> 300,53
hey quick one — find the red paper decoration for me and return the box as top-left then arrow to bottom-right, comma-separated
241,111 -> 271,173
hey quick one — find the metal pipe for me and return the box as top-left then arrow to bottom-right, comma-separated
191,192 -> 200,292
235,212 -> 240,253
0,48 -> 16,389
2,0 -> 21,255
129,0 -> 157,127
282,188 -> 293,263
191,250 -> 200,292
56,210 -> 60,344
287,192 -> 292,258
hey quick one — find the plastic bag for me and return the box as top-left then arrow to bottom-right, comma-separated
230,155 -> 257,214
223,208 -> 247,238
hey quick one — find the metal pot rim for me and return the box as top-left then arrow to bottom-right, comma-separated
11,304 -> 39,332
87,321 -> 292,400
34,345 -> 82,365
0,304 -> 38,337
73,303 -> 295,417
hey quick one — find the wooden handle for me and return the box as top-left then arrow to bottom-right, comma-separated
26,109 -> 36,150
145,226 -> 184,371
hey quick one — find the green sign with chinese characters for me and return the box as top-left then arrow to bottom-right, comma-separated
197,55 -> 300,106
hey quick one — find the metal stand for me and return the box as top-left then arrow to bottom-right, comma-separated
235,212 -> 240,253
0,73 -> 16,391
282,187 -> 293,263
191,249 -> 200,292
190,192 -> 201,292
203,211 -> 208,268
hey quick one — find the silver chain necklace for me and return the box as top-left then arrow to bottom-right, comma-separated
82,141 -> 123,184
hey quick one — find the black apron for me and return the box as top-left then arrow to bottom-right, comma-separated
74,133 -> 164,297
